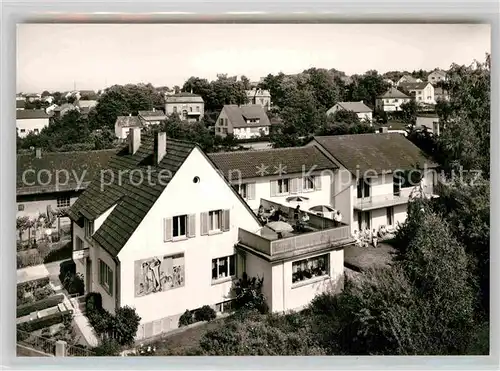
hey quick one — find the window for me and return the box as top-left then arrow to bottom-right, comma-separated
196,106 -> 200,112
394,170 -> 422,190
76,236 -> 84,251
20,129 -> 26,133
212,255 -> 236,281
34,129 -> 39,133
84,218 -> 94,238
215,299 -> 234,313
98,259 -> 113,295
357,178 -> 371,199
235,183 -> 247,199
209,210 -> 222,231
222,128 -> 228,134
387,207 -> 394,226
277,178 -> 289,194
417,91 -> 422,95
216,127 -> 221,133
173,106 -> 177,113
292,254 -> 329,284
189,106 -> 193,112
57,196 -> 70,208
18,204 -> 24,211
173,215 -> 187,238
303,176 -> 314,191
394,99 -> 398,103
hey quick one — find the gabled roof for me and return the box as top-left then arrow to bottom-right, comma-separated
398,74 -> 419,83
209,146 -> 336,179
16,109 -> 51,119
378,87 -> 411,99
138,110 -> 167,120
16,100 -> 26,109
165,93 -> 204,103
333,102 -> 372,113
312,133 -> 437,174
115,116 -> 143,128
77,100 -> 98,109
67,134 -> 261,258
17,149 -> 116,196
429,69 -> 447,77
399,82 -> 431,90
223,105 -> 271,128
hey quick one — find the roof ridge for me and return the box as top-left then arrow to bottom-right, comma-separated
209,146 -> 316,156
17,148 -> 117,157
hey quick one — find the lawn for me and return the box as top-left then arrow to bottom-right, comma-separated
344,242 -> 396,272
143,319 -> 226,355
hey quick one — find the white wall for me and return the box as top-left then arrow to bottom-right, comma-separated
117,147 -> 261,327
233,126 -> 270,140
17,118 -> 49,138
165,102 -> 204,122
234,172 -> 332,212
375,97 -> 411,112
115,125 -> 133,139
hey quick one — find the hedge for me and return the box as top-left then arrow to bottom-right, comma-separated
17,309 -> 73,339
16,294 -> 65,318
43,242 -> 72,264
17,277 -> 50,293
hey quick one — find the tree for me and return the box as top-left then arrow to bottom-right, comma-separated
41,90 -> 51,97
233,272 -> 268,314
346,70 -> 391,107
112,306 -> 141,346
16,216 -> 30,243
399,100 -> 418,125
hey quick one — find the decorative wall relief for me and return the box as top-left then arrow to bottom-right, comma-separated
134,253 -> 185,297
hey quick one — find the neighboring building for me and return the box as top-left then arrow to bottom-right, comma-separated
164,93 -> 204,122
77,100 -> 98,115
53,103 -> 79,118
67,130 -> 354,340
16,109 -> 51,137
427,69 -> 447,84
398,82 -> 435,104
17,148 -> 116,238
138,109 -> 168,126
383,79 -> 394,86
396,75 -> 422,86
375,87 -> 412,112
79,90 -> 98,100
307,133 -> 438,234
26,93 -> 41,102
215,105 -> 271,139
114,115 -> 143,139
209,146 -> 337,213
245,89 -> 271,110
326,101 -> 373,123
416,115 -> 441,136
45,104 -> 58,115
16,100 -> 26,110
434,87 -> 450,102
43,96 -> 55,104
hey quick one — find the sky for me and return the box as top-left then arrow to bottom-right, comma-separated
17,23 -> 490,93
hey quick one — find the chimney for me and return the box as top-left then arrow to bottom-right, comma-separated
35,148 -> 42,159
154,132 -> 167,164
129,127 -> 141,155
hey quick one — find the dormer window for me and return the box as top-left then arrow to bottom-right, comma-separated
84,218 -> 94,238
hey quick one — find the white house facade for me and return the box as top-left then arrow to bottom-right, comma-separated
164,93 -> 204,122
16,110 -> 51,137
427,70 -> 447,84
326,102 -> 373,123
215,104 -> 271,139
114,115 -> 143,139
375,87 -> 412,112
246,89 -> 271,110
398,82 -> 435,105
68,130 -> 354,340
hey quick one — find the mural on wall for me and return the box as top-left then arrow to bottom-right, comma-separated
134,253 -> 185,297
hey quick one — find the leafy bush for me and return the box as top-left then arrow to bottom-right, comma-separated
18,277 -> 50,293
194,305 -> 216,322
178,310 -> 194,327
59,261 -> 84,296
233,272 -> 269,314
17,310 -> 73,334
85,292 -> 103,313
16,294 -> 64,318
43,241 -> 72,263
33,286 -> 55,301
17,249 -> 43,269
112,306 -> 141,346
17,277 -> 51,305
58,260 -> 76,282
93,339 -> 122,356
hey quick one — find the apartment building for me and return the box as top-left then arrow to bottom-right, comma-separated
164,93 -> 204,122
67,130 -> 354,340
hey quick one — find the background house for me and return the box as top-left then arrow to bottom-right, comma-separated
398,82 -> 435,104
16,109 -> 51,137
245,89 -> 271,110
427,69 -> 447,84
164,93 -> 204,122
326,101 -> 373,123
416,115 -> 441,135
114,115 -> 143,139
215,104 -> 271,139
76,100 -> 98,115
375,87 -> 411,112
396,75 -> 422,86
138,109 -> 167,126
16,100 -> 26,110
53,103 -> 79,118
17,148 -> 116,238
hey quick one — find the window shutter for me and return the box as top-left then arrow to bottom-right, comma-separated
290,178 -> 298,194
200,212 -> 209,236
270,181 -> 277,197
222,209 -> 230,232
314,176 -> 322,190
247,183 -> 256,200
164,217 -> 173,242
109,267 -> 114,296
296,177 -> 303,193
187,214 -> 196,238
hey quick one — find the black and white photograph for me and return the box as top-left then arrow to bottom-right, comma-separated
14,22 -> 491,357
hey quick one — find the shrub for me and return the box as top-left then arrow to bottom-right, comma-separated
17,277 -> 51,305
93,339 -> 122,356
233,272 -> 269,314
33,286 -> 55,301
16,249 -> 43,269
194,305 -> 216,322
112,306 -> 141,346
178,310 -> 194,327
58,260 -> 76,282
18,277 -> 50,293
16,294 -> 65,318
43,241 -> 72,263
85,292 -> 103,314
17,310 -> 73,333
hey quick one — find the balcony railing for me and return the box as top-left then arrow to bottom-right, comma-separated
238,225 -> 352,257
355,186 -> 435,210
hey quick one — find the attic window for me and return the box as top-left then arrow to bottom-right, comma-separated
193,176 -> 200,184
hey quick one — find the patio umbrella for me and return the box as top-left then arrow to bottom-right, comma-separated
309,205 -> 335,214
286,196 -> 309,203
266,221 -> 294,233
